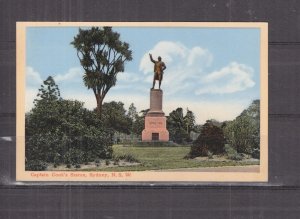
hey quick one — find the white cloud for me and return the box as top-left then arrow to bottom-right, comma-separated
117,71 -> 142,83
53,67 -> 83,82
63,92 -> 96,109
26,66 -> 43,86
187,47 -> 213,67
25,66 -> 85,112
139,41 -> 213,74
196,62 -> 255,95
26,66 -> 42,112
25,87 -> 39,112
26,66 -> 83,87
139,41 -> 188,75
139,41 -> 212,75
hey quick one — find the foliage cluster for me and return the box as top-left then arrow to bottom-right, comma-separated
25,77 -> 113,170
189,120 -> 225,158
224,144 -> 243,161
167,108 -> 196,144
223,100 -> 260,158
187,100 -> 260,160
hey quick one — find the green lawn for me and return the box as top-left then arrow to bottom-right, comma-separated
84,144 -> 259,171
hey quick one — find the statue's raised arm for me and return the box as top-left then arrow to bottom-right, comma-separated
149,53 -> 156,63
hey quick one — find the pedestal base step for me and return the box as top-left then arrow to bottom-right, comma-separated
142,129 -> 169,142
134,141 -> 180,147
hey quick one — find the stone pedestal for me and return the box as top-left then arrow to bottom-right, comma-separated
142,89 -> 169,142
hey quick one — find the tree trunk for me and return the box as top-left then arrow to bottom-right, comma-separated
95,94 -> 103,118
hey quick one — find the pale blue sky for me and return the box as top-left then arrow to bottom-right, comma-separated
26,26 -> 261,124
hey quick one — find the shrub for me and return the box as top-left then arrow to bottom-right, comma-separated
25,160 -> 47,171
228,152 -> 243,161
189,121 -> 225,158
251,148 -> 260,159
75,164 -> 81,169
225,144 -> 243,161
118,154 -> 139,163
25,78 -> 114,170
63,148 -> 84,166
26,131 -> 64,163
53,153 -> 62,167
167,108 -> 192,144
223,100 -> 260,155
66,164 -> 71,168
207,151 -> 213,159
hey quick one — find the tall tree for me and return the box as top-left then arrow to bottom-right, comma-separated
131,109 -> 149,137
71,27 -> 133,116
167,108 -> 189,143
127,103 -> 138,124
184,108 -> 196,135
224,100 -> 260,156
29,76 -> 62,134
127,103 -> 138,136
34,76 -> 61,105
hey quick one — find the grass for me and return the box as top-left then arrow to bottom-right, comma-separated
83,144 -> 259,171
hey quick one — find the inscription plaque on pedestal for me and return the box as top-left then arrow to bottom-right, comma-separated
142,89 -> 169,142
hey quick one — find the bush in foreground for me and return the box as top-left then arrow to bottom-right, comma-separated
188,120 -> 225,158
25,160 -> 47,171
25,77 -> 113,170
224,144 -> 243,161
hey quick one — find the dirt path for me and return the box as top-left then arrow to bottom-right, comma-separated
153,165 -> 260,172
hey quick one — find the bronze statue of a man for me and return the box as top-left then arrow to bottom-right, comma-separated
149,53 -> 166,90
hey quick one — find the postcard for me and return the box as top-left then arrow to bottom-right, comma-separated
16,22 -> 268,182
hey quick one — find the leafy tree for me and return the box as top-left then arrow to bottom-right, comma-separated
132,114 -> 145,136
127,103 -> 138,123
26,76 -> 62,135
25,77 -> 113,170
127,103 -> 137,135
224,100 -> 260,157
71,27 -> 133,116
189,120 -> 225,158
184,108 -> 196,136
35,76 -> 61,103
102,101 -> 131,134
240,99 -> 260,119
167,108 -> 189,144
193,124 -> 202,133
132,109 -> 149,136
127,103 -> 145,137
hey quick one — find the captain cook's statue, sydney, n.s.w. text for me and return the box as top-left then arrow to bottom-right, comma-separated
149,53 -> 166,90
